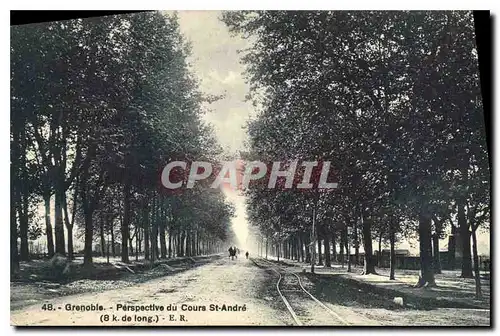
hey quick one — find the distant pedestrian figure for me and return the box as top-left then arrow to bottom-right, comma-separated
245,251 -> 249,259
228,247 -> 234,260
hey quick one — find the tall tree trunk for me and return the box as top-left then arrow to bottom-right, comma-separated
317,233 -> 323,266
311,206 -> 317,273
290,239 -> 293,259
143,206 -> 150,260
432,233 -> 442,274
295,235 -> 300,260
150,227 -> 156,262
176,232 -> 181,257
168,228 -> 172,258
265,236 -> 268,260
378,229 -> 383,268
192,232 -> 195,256
472,229 -> 482,299
160,227 -> 167,259
104,234 -> 109,263
129,236 -> 134,256
11,193 -> 20,278
198,232 -> 202,255
83,207 -> 93,267
138,227 -> 142,254
153,222 -> 160,259
111,225 -> 116,258
18,194 -> 29,261
304,232 -> 310,263
416,210 -> 436,287
433,220 -> 442,273
121,180 -> 131,263
298,234 -> 304,262
354,218 -> 359,265
159,204 -> 167,258
180,231 -> 186,257
195,232 -> 199,256
197,233 -> 201,255
44,195 -> 55,257
80,163 -> 93,267
361,209 -> 376,275
191,233 -> 195,256
178,234 -> 182,256
192,232 -> 196,256
17,128 -> 30,261
448,224 -> 457,269
193,231 -> 197,256
128,222 -> 135,257
135,227 -> 139,261
324,234 -> 331,267
458,200 -> 473,277
99,218 -> 105,257
11,123 -> 21,276
54,187 -> 66,255
339,231 -> 344,268
344,227 -> 351,272
296,232 -> 305,262
173,233 -> 177,257
151,201 -> 159,261
389,217 -> 396,280
331,230 -> 336,262
63,190 -> 76,261
186,233 -> 191,257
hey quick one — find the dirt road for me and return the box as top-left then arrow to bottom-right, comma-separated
11,256 -> 490,326
11,256 -> 290,326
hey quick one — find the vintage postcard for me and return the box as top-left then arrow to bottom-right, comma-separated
10,10 -> 490,327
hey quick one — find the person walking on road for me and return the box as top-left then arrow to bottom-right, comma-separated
245,251 -> 249,259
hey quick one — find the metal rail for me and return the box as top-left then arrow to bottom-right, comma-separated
253,258 -> 350,326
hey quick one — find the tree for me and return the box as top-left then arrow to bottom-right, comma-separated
223,11 -> 488,286
11,12 -> 237,270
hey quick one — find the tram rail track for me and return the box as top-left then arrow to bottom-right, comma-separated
252,257 -> 350,326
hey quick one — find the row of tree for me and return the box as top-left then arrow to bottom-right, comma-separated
223,11 -> 490,296
11,11 -> 235,277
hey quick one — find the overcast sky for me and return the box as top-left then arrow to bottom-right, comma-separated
174,10 -> 254,246
175,10 -> 255,155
